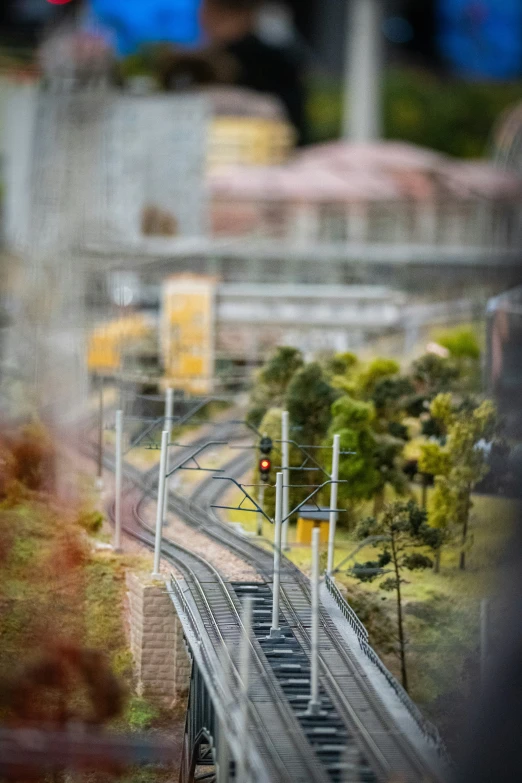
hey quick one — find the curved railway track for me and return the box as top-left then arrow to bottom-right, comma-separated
168,456 -> 446,783
87,415 -> 447,783
117,487 -> 331,783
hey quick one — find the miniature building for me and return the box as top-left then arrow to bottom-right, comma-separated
87,314 -> 155,375
161,275 -> 217,396
209,141 -> 522,249
296,507 -> 330,546
158,275 -> 405,392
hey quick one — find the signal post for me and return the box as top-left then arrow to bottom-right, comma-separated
257,434 -> 273,536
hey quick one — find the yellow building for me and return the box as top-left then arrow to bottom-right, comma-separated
161,275 -> 217,396
87,314 -> 154,375
209,117 -> 294,169
296,508 -> 331,546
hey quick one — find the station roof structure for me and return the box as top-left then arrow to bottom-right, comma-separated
298,506 -> 331,521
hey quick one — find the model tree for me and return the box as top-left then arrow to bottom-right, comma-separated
356,360 -> 411,512
355,357 -> 400,396
352,500 -> 442,691
371,432 -> 409,515
247,346 -> 304,426
324,351 -> 360,395
419,393 -> 497,571
328,395 -> 407,520
411,352 -> 460,398
323,351 -> 359,379
328,396 -> 380,521
285,362 -> 337,447
436,326 -> 481,393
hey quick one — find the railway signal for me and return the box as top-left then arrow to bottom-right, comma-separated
259,457 -> 271,483
256,435 -> 272,534
259,436 -> 273,455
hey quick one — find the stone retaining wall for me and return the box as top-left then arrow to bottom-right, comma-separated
126,572 -> 191,706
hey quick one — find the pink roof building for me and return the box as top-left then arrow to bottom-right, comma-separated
209,141 -> 522,247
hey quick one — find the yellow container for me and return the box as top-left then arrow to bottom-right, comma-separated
296,518 -> 330,546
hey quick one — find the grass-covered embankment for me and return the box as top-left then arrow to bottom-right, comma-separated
0,423 -> 183,780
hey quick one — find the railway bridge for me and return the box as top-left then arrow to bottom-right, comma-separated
113,421 -> 450,783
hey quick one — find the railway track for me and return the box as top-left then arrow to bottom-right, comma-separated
168,458 -> 447,783
118,487 -> 331,783
89,415 -> 447,782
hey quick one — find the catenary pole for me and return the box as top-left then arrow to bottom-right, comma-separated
163,388 -> 174,523
164,387 -> 174,428
326,434 -> 341,576
114,409 -> 123,552
152,430 -> 169,578
238,597 -> 253,783
270,472 -> 284,638
281,410 -> 290,551
307,527 -> 321,716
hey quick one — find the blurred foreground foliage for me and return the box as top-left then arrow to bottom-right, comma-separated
0,424 -> 175,759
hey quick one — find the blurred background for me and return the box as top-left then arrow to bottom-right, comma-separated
2,0 -> 522,405
2,0 -> 522,411
1,1 -> 522,781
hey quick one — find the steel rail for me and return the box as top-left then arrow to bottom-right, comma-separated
107,482 -> 329,783
84,413 -> 447,782
136,460 -> 439,782
166,456 -> 448,781
278,581 -> 435,782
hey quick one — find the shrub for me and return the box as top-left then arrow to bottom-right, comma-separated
77,508 -> 104,535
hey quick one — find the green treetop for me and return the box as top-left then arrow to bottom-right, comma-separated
247,346 -> 304,427
419,393 -> 497,570
329,396 -> 380,516
323,351 -> 359,378
328,395 -> 407,519
411,353 -> 460,399
357,357 -> 401,397
285,362 -> 337,447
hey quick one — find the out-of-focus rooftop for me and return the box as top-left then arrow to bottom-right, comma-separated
210,140 -> 522,203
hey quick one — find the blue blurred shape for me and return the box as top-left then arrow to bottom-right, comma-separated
90,0 -> 202,53
438,0 -> 522,79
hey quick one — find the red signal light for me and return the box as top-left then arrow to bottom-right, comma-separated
259,457 -> 271,482
47,1 -> 74,5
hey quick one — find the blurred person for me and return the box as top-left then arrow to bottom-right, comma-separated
198,0 -> 308,143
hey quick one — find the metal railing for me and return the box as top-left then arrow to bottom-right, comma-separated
324,574 -> 449,759
324,573 -> 368,641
